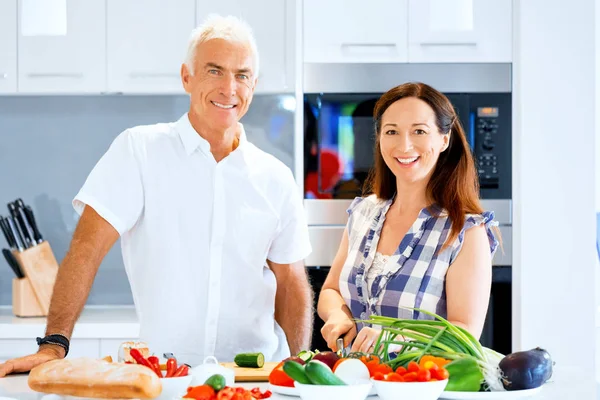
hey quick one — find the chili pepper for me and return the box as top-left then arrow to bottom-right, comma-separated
173,364 -> 190,377
129,348 -> 155,371
147,356 -> 163,378
166,358 -> 178,378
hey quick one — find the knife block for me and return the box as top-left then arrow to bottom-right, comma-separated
11,241 -> 59,317
12,278 -> 45,317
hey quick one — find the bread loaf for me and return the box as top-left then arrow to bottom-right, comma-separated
28,357 -> 162,399
120,341 -> 150,363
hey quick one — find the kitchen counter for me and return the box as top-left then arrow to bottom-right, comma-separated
0,306 -> 139,339
0,367 -> 593,400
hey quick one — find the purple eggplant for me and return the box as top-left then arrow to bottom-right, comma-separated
499,347 -> 553,390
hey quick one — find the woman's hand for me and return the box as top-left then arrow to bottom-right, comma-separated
321,310 -> 357,351
350,327 -> 382,354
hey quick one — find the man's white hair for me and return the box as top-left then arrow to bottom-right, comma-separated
184,14 -> 259,78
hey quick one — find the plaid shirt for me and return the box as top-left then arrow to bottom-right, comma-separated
339,195 -> 499,331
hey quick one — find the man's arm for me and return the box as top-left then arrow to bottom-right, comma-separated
0,205 -> 119,377
268,260 -> 313,355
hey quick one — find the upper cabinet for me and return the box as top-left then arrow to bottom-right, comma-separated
0,0 -> 17,93
197,0 -> 294,93
407,0 -> 512,63
17,0 -> 106,93
303,0 -> 409,63
107,0 -> 195,94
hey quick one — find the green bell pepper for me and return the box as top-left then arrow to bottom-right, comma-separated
444,358 -> 484,392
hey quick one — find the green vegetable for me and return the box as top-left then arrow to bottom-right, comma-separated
444,358 -> 485,392
204,374 -> 226,391
304,360 -> 346,385
297,350 -> 314,362
234,352 -> 265,368
283,360 -> 312,384
365,307 -> 505,391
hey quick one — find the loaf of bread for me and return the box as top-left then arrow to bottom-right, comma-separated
120,341 -> 150,363
28,357 -> 162,399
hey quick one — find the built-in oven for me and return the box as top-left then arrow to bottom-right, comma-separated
302,63 -> 513,355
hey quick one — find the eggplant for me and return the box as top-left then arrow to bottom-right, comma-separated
499,347 -> 553,391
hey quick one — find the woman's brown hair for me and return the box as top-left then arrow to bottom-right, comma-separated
364,82 -> 498,251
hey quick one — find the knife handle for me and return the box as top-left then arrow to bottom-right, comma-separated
6,216 -> 25,252
24,206 -> 43,243
8,203 -> 32,247
0,217 -> 15,248
17,206 -> 36,246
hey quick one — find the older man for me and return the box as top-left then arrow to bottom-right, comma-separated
0,14 -> 313,376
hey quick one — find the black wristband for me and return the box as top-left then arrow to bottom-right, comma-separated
36,334 -> 70,357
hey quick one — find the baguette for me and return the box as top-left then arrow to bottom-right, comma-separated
28,357 -> 162,399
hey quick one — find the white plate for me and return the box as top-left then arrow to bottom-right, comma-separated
439,387 -> 542,399
269,383 -> 299,396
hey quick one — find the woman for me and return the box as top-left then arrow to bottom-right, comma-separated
317,82 -> 500,354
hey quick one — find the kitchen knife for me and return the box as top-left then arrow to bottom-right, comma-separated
8,202 -> 33,247
24,205 -> 43,243
2,248 -> 24,279
6,215 -> 25,252
0,217 -> 14,248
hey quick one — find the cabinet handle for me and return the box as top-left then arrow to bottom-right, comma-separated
419,42 -> 477,46
0,73 -> 7,79
27,73 -> 84,78
341,43 -> 397,48
129,73 -> 180,79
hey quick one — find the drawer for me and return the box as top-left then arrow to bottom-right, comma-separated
0,339 -> 99,361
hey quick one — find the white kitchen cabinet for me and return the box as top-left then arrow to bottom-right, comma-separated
303,0 -> 408,63
107,0 -> 195,94
17,0 -> 106,93
0,339 -> 99,361
407,0 -> 512,63
0,0 -> 17,93
197,0 -> 293,93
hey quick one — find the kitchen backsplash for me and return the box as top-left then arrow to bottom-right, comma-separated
0,94 -> 296,305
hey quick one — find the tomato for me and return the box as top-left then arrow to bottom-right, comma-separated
395,366 -> 407,375
373,372 -> 385,381
268,362 -> 294,387
432,367 -> 450,381
403,372 -> 418,382
407,361 -> 420,373
417,368 -> 431,382
386,372 -> 403,382
184,384 -> 216,400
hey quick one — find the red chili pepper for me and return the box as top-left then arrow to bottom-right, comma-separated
173,364 -> 189,377
166,358 -> 178,378
129,348 -> 155,372
147,355 -> 163,378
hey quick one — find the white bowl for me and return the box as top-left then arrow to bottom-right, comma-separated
189,356 -> 235,387
157,375 -> 193,400
372,378 -> 448,400
294,381 -> 372,400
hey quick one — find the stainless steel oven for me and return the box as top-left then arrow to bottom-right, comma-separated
302,63 -> 513,355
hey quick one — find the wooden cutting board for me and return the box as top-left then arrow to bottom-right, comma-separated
221,362 -> 279,382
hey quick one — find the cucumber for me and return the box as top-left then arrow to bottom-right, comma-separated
234,352 -> 265,368
304,360 -> 346,386
204,374 -> 226,391
297,350 -> 314,362
283,360 -> 312,384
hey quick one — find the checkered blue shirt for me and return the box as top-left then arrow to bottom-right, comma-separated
339,195 -> 499,331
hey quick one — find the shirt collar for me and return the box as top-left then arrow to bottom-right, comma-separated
175,113 -> 248,157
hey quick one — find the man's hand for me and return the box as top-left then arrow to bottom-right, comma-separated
0,345 -> 64,377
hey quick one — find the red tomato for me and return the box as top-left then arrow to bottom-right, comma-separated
432,367 -> 450,380
407,361 -> 420,373
395,366 -> 407,375
403,372 -> 418,382
417,368 -> 432,382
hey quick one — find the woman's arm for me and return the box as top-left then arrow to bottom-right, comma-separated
317,227 -> 357,350
445,224 -> 493,339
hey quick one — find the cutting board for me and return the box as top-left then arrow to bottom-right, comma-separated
221,362 -> 279,382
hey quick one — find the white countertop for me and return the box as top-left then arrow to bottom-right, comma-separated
0,306 -> 139,339
0,368 -> 594,400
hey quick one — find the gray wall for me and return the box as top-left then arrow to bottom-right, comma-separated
0,94 -> 296,305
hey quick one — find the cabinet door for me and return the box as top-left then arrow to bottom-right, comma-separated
196,0 -> 292,93
408,0 -> 512,63
17,0 -> 106,93
0,0 -> 17,93
303,0 -> 408,63
107,0 -> 195,93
